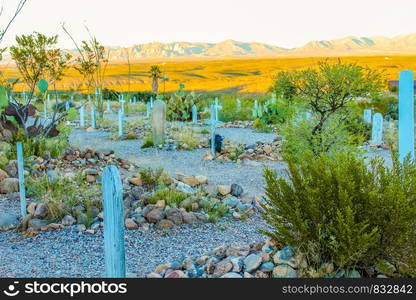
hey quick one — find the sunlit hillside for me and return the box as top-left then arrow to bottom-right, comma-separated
2,55 -> 416,94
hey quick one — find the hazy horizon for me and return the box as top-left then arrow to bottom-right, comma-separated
0,0 -> 415,49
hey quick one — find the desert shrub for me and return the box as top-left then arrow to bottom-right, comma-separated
27,172 -> 101,221
219,96 -> 253,122
200,199 -> 229,222
139,167 -> 163,189
66,107 -> 78,121
171,126 -> 200,150
150,188 -> 187,207
10,123 -> 70,159
141,135 -> 154,148
280,115 -> 364,163
261,151 -> 416,276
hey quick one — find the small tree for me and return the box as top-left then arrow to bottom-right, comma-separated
272,60 -> 385,136
62,24 -> 109,117
150,65 -> 162,94
10,32 -> 61,99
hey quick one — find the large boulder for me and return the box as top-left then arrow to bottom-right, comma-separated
0,178 -> 19,194
146,208 -> 165,223
0,212 -> 19,229
0,169 -> 9,182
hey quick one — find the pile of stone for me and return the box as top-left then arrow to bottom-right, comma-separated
220,121 -> 254,129
203,136 -> 283,163
147,240 -> 301,278
122,173 -> 258,230
146,239 -> 394,278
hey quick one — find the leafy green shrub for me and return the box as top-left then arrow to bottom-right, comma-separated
141,135 -> 154,148
27,172 -> 101,221
66,107 -> 78,121
200,199 -> 229,222
280,115 -> 363,163
261,151 -> 416,276
139,167 -> 163,189
218,96 -> 253,122
150,188 -> 187,207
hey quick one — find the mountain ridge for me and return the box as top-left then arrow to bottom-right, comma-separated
2,33 -> 416,63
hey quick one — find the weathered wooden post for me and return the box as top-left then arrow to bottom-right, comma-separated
146,102 -> 151,119
91,106 -> 97,129
102,165 -> 126,278
16,142 -> 27,218
214,97 -> 222,122
80,104 -> 85,128
252,100 -> 258,118
120,95 -> 125,115
192,104 -> 198,124
107,100 -> 111,113
118,109 -> 124,137
47,93 -> 50,106
152,100 -> 166,146
363,109 -> 372,124
43,101 -> 48,119
399,70 -> 415,162
371,113 -> 383,146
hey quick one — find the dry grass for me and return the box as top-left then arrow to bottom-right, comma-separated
2,55 -> 415,93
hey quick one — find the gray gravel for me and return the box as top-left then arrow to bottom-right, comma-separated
0,198 -> 266,277
0,124 -> 278,278
69,127 -> 286,196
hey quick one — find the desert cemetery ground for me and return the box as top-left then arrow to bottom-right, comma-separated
1,56 -> 416,279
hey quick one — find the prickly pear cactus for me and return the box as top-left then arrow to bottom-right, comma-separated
37,79 -> 49,93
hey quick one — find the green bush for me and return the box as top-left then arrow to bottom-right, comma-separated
27,172 -> 101,221
150,188 -> 187,207
139,167 -> 163,189
280,115 -> 363,163
261,151 -> 416,276
219,96 -> 253,122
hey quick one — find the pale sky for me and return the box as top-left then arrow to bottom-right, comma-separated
0,0 -> 415,49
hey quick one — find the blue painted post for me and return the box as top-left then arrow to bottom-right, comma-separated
91,106 -> 96,129
16,142 -> 27,218
80,104 -> 85,128
214,97 -> 222,122
210,105 -> 216,157
47,94 -> 50,106
399,70 -> 415,162
118,109 -> 124,137
363,109 -> 372,124
371,113 -> 383,146
107,100 -> 111,113
65,101 -> 70,111
192,104 -> 197,124
133,96 -> 137,105
43,101 -> 48,119
146,102 -> 151,118
102,165 -> 126,278
150,97 -> 153,108
253,100 -> 258,118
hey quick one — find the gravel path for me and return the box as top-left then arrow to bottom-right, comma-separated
69,127 -> 285,196
0,197 -> 266,277
0,125 -> 278,278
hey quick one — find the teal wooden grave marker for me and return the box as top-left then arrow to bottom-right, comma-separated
43,101 -> 48,119
118,109 -> 124,137
192,104 -> 197,124
204,105 -> 222,157
252,100 -> 258,118
363,109 -> 372,124
146,102 -> 151,118
133,96 -> 137,105
16,142 -> 27,218
80,104 -> 85,127
91,106 -> 96,129
214,97 -> 222,122
371,113 -> 383,146
150,97 -> 154,108
102,165 -> 126,278
399,70 -> 415,162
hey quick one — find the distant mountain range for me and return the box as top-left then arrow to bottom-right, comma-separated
2,33 -> 416,64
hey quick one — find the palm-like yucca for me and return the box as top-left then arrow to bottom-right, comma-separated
150,65 -> 162,94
